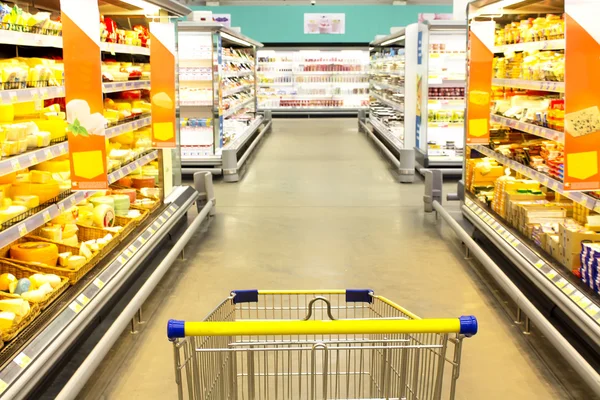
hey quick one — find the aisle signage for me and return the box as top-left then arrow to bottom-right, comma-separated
466,21 -> 494,144
150,22 -> 177,148
61,0 -> 109,190
563,2 -> 600,190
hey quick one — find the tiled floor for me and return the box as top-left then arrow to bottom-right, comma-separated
82,118 -> 579,399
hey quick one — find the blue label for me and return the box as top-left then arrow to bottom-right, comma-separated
417,31 -> 423,65
219,116 -> 224,148
416,115 -> 421,148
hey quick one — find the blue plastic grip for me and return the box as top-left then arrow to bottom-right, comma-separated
167,319 -> 185,340
232,289 -> 259,304
459,315 -> 478,337
346,289 -> 373,303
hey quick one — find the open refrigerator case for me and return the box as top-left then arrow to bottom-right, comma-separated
463,0 -> 600,380
257,48 -> 369,116
178,22 -> 271,181
405,21 -> 466,176
0,1 -> 204,398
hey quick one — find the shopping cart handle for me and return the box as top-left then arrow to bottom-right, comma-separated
167,316 -> 478,339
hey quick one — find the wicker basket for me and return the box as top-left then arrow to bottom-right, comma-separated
115,207 -> 149,238
2,301 -> 40,342
71,224 -> 121,260
0,237 -> 100,284
0,259 -> 69,310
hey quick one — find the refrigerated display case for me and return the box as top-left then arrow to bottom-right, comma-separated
404,21 -> 466,176
358,29 -> 415,183
458,0 -> 600,390
257,48 -> 369,116
0,1 -> 212,398
177,22 -> 271,181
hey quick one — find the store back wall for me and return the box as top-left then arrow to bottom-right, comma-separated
190,5 -> 453,43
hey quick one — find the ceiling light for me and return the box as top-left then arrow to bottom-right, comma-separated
221,32 -> 251,47
381,35 -> 405,46
120,0 -> 161,13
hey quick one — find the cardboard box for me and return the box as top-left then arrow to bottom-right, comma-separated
559,224 -> 600,255
564,251 -> 582,272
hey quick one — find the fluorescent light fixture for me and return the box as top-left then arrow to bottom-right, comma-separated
221,32 -> 251,47
120,0 -> 160,13
381,35 -> 405,46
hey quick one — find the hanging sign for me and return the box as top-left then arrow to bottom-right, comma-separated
150,22 -> 177,148
564,2 -> 600,190
61,0 -> 108,190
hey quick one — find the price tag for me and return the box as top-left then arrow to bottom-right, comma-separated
29,153 -> 38,166
43,210 -> 51,223
118,255 -> 127,264
139,237 -> 147,244
10,158 -> 21,171
14,352 -> 31,369
585,305 -> 600,318
159,216 -> 166,223
577,297 -> 592,309
130,244 -> 138,252
17,224 -> 27,237
165,211 -> 172,217
44,148 -> 53,159
0,379 -> 8,394
77,294 -> 90,306
148,227 -> 156,234
545,270 -> 557,280
534,260 -> 544,269
57,202 -> 65,212
561,284 -> 575,295
69,301 -> 82,314
555,278 -> 568,288
93,278 -> 105,289
124,249 -> 133,258
510,239 -> 519,248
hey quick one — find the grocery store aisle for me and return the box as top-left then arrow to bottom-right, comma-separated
84,118 -> 573,399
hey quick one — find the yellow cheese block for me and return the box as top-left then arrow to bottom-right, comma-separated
32,119 -> 67,140
67,255 -> 86,270
33,159 -> 70,173
72,151 -> 104,179
79,242 -> 93,260
76,211 -> 93,226
0,104 -> 15,123
62,223 -> 78,238
62,235 -> 78,247
58,251 -> 72,267
13,195 -> 39,208
13,101 -> 38,117
0,312 -> 16,330
10,181 -> 60,204
0,205 -> 28,224
116,102 -> 132,112
10,242 -> 59,266
40,225 -> 62,241
0,299 -> 30,317
30,170 -> 52,184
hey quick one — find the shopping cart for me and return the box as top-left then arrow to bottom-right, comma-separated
167,289 -> 478,400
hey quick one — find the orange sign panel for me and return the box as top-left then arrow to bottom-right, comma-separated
466,31 -> 493,144
61,0 -> 108,190
150,22 -> 177,148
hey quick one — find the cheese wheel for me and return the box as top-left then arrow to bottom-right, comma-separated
131,176 -> 155,189
90,196 -> 115,208
10,181 -> 60,204
52,208 -> 78,225
93,204 -> 115,228
30,170 -> 52,184
40,225 -> 62,241
13,195 -> 39,208
10,242 -> 59,266
113,189 -> 136,203
33,159 -> 70,173
111,194 -> 130,211
0,205 -> 28,224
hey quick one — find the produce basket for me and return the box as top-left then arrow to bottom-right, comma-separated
0,237 -> 100,284
1,301 -> 40,342
72,224 -> 121,259
0,259 -> 69,311
115,207 -> 149,238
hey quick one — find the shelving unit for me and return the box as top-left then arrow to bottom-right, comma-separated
257,48 -> 369,116
404,20 -> 467,176
177,22 -> 271,181
456,1 -> 600,393
0,2 -> 204,398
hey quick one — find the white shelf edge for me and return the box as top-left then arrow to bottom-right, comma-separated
107,150 -> 159,184
0,86 -> 65,104
105,116 -> 152,139
491,114 -> 564,142
0,31 -> 62,48
223,116 -> 264,152
100,42 -> 150,56
222,98 -> 254,118
102,80 -> 151,93
222,84 -> 254,97
492,78 -> 565,93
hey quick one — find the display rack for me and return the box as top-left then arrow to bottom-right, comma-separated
404,20 -> 467,176
177,22 -> 271,181
460,0 -> 600,389
257,48 -> 369,116
0,1 -> 201,398
359,29 -> 414,183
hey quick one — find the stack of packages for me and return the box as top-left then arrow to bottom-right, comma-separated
580,242 -> 600,294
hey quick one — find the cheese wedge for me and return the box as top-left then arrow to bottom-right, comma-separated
0,299 -> 30,317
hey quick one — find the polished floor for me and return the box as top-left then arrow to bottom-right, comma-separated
84,118 -> 582,399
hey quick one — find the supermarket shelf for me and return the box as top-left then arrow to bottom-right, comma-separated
179,78 -> 212,82
370,71 -> 404,77
491,114 -> 564,142
371,81 -> 404,92
428,122 -> 464,129
222,98 -> 254,118
428,99 -> 465,107
0,142 -> 68,178
470,144 -> 600,212
222,56 -> 253,63
0,186 -> 200,399
102,80 -> 151,93
223,84 -> 254,97
263,107 -> 363,116
107,150 -> 159,184
105,116 -> 152,139
223,116 -> 265,152
370,92 -> 404,112
371,57 -> 405,63
100,42 -> 150,56
369,116 -> 404,151
294,71 -> 368,75
222,70 -> 254,78
258,82 -> 293,87
0,31 -> 62,48
258,61 -> 293,65
463,196 -> 600,344
180,100 -> 212,107
0,85 -> 65,104
493,39 -> 565,54
297,82 -> 370,87
428,80 -> 466,88
492,78 -> 565,93
0,190 -> 89,250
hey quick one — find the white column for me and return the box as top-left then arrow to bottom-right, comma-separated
453,0 -> 469,20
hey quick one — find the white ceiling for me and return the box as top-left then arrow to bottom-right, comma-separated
179,0 -> 452,5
